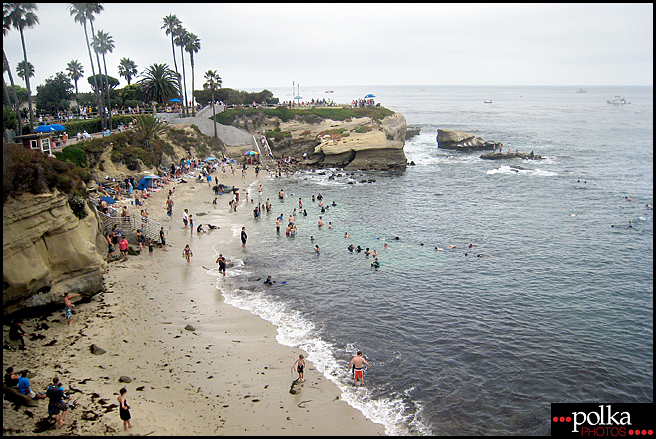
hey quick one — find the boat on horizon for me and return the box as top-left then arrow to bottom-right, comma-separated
607,96 -> 629,104
484,100 -> 492,104
325,90 -> 334,93
576,88 -> 586,93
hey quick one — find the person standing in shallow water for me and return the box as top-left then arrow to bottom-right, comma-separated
348,351 -> 371,386
241,227 -> 247,248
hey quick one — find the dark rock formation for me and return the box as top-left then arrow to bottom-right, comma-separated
90,344 -> 106,355
437,129 -> 499,151
480,152 -> 542,160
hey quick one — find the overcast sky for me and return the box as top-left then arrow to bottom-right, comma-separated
3,3 -> 653,96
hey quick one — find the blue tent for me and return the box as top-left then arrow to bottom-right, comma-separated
136,175 -> 160,190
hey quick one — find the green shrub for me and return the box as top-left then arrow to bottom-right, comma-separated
3,142 -> 87,204
54,145 -> 88,167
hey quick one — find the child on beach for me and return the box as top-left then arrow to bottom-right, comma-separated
63,293 -> 81,325
183,244 -> 193,264
292,354 -> 306,382
148,238 -> 154,255
118,387 -> 132,431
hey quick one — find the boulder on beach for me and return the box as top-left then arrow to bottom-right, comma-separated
90,344 -> 106,355
118,376 -> 132,383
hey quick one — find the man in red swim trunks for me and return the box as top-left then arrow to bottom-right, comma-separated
348,351 -> 371,386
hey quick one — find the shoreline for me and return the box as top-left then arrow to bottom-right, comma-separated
3,166 -> 385,435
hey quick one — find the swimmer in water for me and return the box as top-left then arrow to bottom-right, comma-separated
384,243 -> 389,249
447,245 -> 456,249
435,247 -> 445,251
344,232 -> 349,238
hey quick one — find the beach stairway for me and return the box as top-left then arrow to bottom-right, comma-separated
92,203 -> 169,247
253,135 -> 274,162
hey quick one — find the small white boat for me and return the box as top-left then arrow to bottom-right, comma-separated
325,90 -> 334,93
607,96 -> 629,104
484,100 -> 492,104
576,88 -> 586,93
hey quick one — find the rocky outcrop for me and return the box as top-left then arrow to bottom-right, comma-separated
405,126 -> 421,140
3,192 -> 107,316
437,129 -> 499,151
236,110 -> 408,171
480,152 -> 543,160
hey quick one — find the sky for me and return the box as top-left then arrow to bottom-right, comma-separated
3,3 -> 653,97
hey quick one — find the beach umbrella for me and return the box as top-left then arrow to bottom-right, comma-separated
35,124 -> 66,132
244,150 -> 260,156
168,98 -> 181,102
100,196 -> 116,204
364,94 -> 375,98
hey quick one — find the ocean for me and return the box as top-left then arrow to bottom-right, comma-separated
212,85 -> 653,435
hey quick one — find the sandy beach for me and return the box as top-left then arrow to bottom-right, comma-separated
3,164 -> 385,435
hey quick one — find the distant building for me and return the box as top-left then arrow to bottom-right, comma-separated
13,132 -> 55,156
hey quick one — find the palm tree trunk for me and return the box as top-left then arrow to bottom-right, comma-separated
19,29 -> 34,133
179,45 -> 188,117
83,23 -> 105,130
74,79 -> 79,114
102,53 -> 112,129
3,49 -> 22,135
190,55 -> 195,116
170,35 -> 183,114
89,21 -> 106,129
211,90 -> 217,139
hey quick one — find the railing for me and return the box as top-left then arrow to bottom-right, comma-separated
92,202 -> 170,244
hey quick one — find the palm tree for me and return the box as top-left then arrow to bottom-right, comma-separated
134,113 -> 167,155
66,59 -> 84,111
203,70 -> 222,139
2,8 -> 21,135
161,15 -> 183,107
174,26 -> 190,116
4,2 -> 39,133
86,3 -> 106,123
16,60 -> 34,83
68,3 -> 105,129
118,57 -> 137,85
184,32 -> 200,116
92,29 -> 115,128
139,63 -> 179,106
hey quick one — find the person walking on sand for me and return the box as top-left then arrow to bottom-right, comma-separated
46,377 -> 69,428
63,292 -> 81,325
159,227 -> 167,251
182,209 -> 189,229
183,244 -> 193,264
119,236 -> 129,260
348,351 -> 371,386
118,387 -> 132,431
292,354 -> 306,382
241,227 -> 248,248
216,254 -> 227,276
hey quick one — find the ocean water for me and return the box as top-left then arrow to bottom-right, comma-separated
213,85 -> 653,435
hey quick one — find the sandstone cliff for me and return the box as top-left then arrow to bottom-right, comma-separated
238,110 -> 408,171
3,192 -> 107,315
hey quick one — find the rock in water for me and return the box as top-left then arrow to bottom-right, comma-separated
437,129 -> 497,151
90,344 -> 106,355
